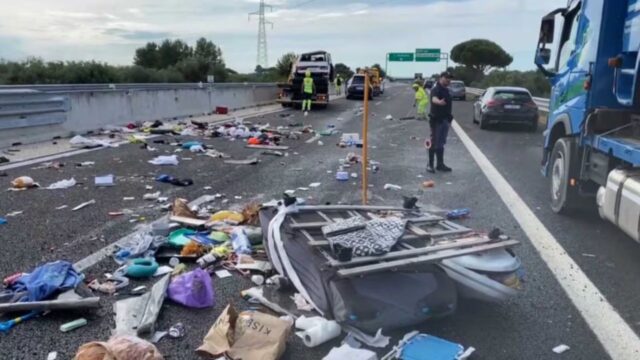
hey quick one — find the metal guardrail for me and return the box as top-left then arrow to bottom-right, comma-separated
0,82 -> 277,94
467,87 -> 550,112
0,92 -> 70,130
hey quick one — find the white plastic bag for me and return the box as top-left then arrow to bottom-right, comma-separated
148,155 -> 179,166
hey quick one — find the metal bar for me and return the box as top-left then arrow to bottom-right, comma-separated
336,240 -> 520,278
290,216 -> 444,230
328,237 -> 492,267
296,205 -> 417,212
362,70 -> 370,205
0,297 -> 100,313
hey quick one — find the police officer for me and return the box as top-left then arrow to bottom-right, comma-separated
302,70 -> 315,115
427,71 -> 454,173
412,83 -> 428,120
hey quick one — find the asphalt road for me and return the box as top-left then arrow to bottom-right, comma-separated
0,84 -> 626,359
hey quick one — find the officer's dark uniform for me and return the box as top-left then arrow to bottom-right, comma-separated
428,72 -> 453,172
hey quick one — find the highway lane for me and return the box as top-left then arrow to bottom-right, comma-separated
0,85 -> 610,359
455,98 -> 640,339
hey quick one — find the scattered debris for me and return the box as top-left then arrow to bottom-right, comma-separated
582,253 -> 596,258
0,218 -> 6,225
69,135 -> 117,149
224,158 -> 259,165
5,211 -> 23,217
114,274 -> 170,336
46,351 -> 58,360
167,269 -> 214,308
168,322 -> 186,338
76,161 -> 95,167
10,176 -> 39,190
215,269 -> 233,279
262,150 -> 284,157
123,197 -> 135,201
324,344 -> 377,360
45,178 -> 77,190
148,155 -> 179,166
553,344 -> 570,354
295,316 -> 341,347
446,208 -> 470,220
384,183 -> 402,190
72,199 -> 96,211
196,304 -> 291,360
74,335 -> 163,360
422,180 -> 436,188
246,144 -> 289,150
143,192 -> 161,201
382,331 -> 474,359
95,174 -> 115,187
56,205 -> 68,210
156,174 -> 194,187
309,182 -> 321,188
60,318 -> 88,333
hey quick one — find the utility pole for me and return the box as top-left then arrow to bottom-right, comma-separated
249,0 -> 273,69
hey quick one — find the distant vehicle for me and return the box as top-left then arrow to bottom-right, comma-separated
472,86 -> 538,131
346,74 -> 373,100
449,80 -> 466,100
277,50 -> 334,109
423,78 -> 435,89
358,68 -> 383,96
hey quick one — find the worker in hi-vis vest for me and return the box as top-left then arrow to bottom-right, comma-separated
413,83 -> 429,120
302,70 -> 315,115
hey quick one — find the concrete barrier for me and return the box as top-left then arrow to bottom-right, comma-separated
0,84 -> 279,148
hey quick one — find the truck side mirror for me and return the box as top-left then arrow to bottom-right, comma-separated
539,18 -> 555,44
536,48 -> 552,65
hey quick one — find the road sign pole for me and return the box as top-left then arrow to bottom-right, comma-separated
385,53 -> 389,77
362,70 -> 370,205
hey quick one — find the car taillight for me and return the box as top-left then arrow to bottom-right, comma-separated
486,99 -> 502,107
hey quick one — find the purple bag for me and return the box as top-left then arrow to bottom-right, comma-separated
167,268 -> 215,308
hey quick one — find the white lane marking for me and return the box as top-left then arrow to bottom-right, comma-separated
306,134 -> 323,144
451,120 -> 640,359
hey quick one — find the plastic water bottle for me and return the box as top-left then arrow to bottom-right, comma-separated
230,227 -> 252,255
446,208 -> 471,220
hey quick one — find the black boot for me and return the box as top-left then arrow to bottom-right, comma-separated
436,149 -> 452,172
427,149 -> 436,173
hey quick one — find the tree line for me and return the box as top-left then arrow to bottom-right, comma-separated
446,39 -> 550,97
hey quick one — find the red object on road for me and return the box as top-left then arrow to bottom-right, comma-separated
216,106 -> 229,115
3,272 -> 23,287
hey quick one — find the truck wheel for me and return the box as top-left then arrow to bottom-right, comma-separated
479,115 -> 490,130
550,138 -> 581,214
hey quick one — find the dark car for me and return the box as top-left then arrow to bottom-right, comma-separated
449,80 -> 466,100
473,86 -> 539,131
423,78 -> 435,89
346,75 -> 373,100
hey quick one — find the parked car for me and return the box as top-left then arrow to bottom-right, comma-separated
346,74 -> 373,100
472,86 -> 539,131
449,80 -> 466,100
423,78 -> 436,89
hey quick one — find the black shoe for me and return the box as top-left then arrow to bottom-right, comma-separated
437,164 -> 452,172
427,165 -> 436,174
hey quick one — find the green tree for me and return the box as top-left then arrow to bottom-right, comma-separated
134,43 -> 160,69
194,38 -> 225,67
275,52 -> 297,78
451,39 -> 513,73
157,39 -> 192,69
334,63 -> 354,80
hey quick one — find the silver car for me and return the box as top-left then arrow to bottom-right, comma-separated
472,86 -> 539,131
449,80 -> 466,100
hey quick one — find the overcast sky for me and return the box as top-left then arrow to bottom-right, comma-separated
0,0 -> 561,76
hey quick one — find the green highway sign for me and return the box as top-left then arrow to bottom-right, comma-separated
415,48 -> 441,62
388,53 -> 414,62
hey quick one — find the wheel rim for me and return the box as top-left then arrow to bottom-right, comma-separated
551,152 -> 565,202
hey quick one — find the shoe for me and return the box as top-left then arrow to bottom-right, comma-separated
304,111 -> 309,117
436,164 -> 452,172
426,165 -> 436,174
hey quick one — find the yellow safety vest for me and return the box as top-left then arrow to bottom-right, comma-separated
415,87 -> 427,103
303,77 -> 314,93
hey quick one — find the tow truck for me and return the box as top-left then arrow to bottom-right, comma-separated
535,0 -> 640,242
277,50 -> 334,109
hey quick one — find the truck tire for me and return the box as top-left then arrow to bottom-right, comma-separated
550,138 -> 582,214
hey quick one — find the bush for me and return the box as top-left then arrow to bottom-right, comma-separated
475,70 -> 551,97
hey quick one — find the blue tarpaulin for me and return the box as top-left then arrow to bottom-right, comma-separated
10,261 -> 82,302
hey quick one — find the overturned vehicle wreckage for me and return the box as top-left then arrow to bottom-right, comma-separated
260,203 -> 522,332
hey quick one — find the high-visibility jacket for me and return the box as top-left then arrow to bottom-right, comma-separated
415,87 -> 428,103
303,77 -> 314,94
